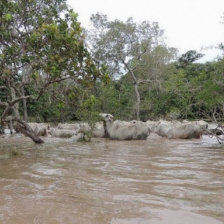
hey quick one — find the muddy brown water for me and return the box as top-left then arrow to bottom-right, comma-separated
0,134 -> 224,224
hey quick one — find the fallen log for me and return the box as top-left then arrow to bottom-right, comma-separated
6,117 -> 44,144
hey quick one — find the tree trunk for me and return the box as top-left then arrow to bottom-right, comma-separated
222,103 -> 224,117
23,98 -> 28,122
10,87 -> 20,118
22,87 -> 28,122
1,98 -> 44,144
15,124 -> 44,143
13,118 -> 44,144
212,108 -> 218,123
123,60 -> 141,121
21,70 -> 28,122
0,125 -> 4,134
9,118 -> 13,134
134,83 -> 140,121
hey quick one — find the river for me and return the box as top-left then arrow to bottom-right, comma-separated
0,134 -> 224,224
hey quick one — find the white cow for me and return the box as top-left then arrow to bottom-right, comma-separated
48,128 -> 76,138
28,122 -> 50,137
100,114 -> 150,140
155,120 -> 208,139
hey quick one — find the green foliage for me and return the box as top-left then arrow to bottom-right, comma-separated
27,91 -> 60,122
0,0 -> 102,123
178,50 -> 204,68
4,13 -> 12,21
161,58 -> 224,120
97,81 -> 134,120
87,13 -> 164,79
76,95 -> 101,132
0,0 -> 98,82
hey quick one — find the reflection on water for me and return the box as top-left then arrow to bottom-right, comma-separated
0,135 -> 224,224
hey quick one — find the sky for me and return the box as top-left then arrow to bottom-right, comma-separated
67,0 -> 224,62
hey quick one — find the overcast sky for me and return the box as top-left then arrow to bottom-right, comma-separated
67,0 -> 224,61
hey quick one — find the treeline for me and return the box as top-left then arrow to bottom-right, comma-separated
23,51 -> 224,122
0,0 -> 223,125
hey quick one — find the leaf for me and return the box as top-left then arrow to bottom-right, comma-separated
4,13 -> 12,21
69,10 -> 78,19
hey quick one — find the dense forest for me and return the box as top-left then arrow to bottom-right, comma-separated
0,0 -> 224,129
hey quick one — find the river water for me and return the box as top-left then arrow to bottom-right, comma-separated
0,135 -> 224,224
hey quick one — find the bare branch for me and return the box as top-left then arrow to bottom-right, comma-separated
0,101 -> 8,107
7,116 -> 44,144
137,79 -> 153,85
1,105 -> 11,121
36,77 -> 71,100
9,95 -> 34,106
121,59 -> 137,84
0,86 -> 8,90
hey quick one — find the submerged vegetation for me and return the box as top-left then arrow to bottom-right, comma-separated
0,0 -> 223,142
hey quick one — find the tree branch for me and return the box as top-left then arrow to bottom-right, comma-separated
8,116 -> 44,144
137,79 -> 153,85
0,86 -> 8,90
36,77 -> 71,100
0,101 -> 8,107
121,59 -> 137,84
9,95 -> 34,106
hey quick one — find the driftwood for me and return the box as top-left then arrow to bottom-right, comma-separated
14,118 -> 44,144
5,117 -> 44,144
0,94 -> 44,144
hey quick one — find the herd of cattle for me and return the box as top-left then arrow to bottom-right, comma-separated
21,113 -> 223,141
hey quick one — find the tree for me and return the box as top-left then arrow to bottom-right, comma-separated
194,60 -> 224,121
0,0 -> 100,143
87,13 -> 164,120
178,50 -> 204,68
